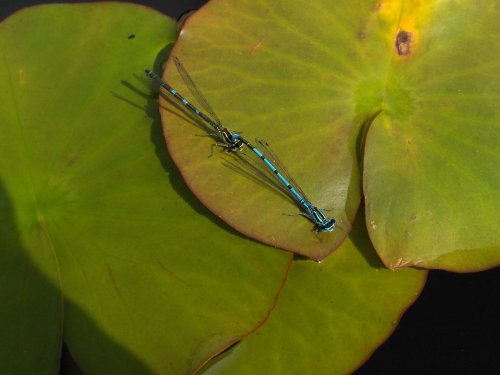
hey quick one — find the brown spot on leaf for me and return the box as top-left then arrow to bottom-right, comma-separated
395,30 -> 413,56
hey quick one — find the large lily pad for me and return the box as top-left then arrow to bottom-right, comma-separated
362,0 -> 500,271
201,212 -> 426,375
0,4 -> 291,374
159,0 -> 366,260
159,0 -> 499,268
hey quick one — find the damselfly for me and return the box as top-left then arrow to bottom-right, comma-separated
145,58 -> 336,232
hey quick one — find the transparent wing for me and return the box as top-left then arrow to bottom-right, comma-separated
221,152 -> 291,200
255,139 -> 312,203
146,66 -> 223,137
173,56 -> 222,126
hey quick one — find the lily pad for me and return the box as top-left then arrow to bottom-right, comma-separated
200,212 -> 426,375
158,0 -> 366,260
0,3 -> 291,374
159,0 -> 499,268
362,0 -> 500,271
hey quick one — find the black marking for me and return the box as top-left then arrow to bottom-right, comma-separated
128,34 -> 135,39
395,30 -> 413,56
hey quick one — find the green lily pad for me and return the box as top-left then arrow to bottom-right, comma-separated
158,1 -> 366,260
0,183 -> 62,374
200,211 -> 426,375
0,3 -> 291,374
361,1 -> 500,271
159,0 -> 499,268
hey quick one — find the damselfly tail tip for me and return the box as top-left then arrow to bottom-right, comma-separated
144,69 -> 152,75
323,218 -> 336,232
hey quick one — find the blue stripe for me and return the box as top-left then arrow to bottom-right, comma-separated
289,187 -> 303,202
264,158 -> 276,171
276,172 -> 289,185
253,148 -> 263,157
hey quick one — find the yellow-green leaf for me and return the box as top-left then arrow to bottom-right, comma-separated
0,4 -> 291,373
